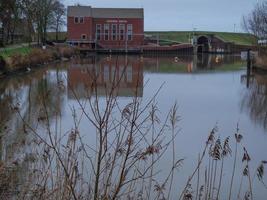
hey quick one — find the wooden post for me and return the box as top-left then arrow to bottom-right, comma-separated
246,49 -> 251,88
247,49 -> 251,71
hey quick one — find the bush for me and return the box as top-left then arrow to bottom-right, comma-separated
3,53 -> 25,72
2,46 -> 77,73
56,45 -> 76,58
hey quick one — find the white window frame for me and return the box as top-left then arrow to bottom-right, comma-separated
127,24 -> 133,41
96,24 -> 101,41
104,24 -> 110,41
111,24 -> 117,41
79,17 -> 84,24
119,24 -> 125,41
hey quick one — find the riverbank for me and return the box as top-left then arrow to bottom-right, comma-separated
254,55 -> 267,72
0,45 -> 78,77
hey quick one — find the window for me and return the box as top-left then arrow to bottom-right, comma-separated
111,24 -> 117,40
96,24 -> 101,40
104,24 -> 109,41
127,24 -> 133,41
74,17 -> 84,24
119,24 -> 125,40
79,17 -> 84,23
81,34 -> 87,40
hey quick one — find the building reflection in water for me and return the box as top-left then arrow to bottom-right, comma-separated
240,72 -> 267,130
142,54 -> 242,73
0,53 -> 248,197
0,54 -> 244,163
68,55 -> 144,99
0,65 -> 67,197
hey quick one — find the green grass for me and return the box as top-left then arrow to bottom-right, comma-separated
46,32 -> 67,41
158,39 -> 179,46
0,46 -> 32,59
145,31 -> 258,46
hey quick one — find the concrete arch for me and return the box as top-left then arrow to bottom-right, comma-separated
197,35 -> 210,53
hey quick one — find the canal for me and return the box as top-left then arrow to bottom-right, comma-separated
0,54 -> 266,199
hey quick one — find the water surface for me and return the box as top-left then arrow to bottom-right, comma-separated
0,54 -> 267,199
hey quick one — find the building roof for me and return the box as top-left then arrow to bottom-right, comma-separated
67,6 -> 144,19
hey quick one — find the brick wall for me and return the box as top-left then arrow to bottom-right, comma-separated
67,16 -> 144,49
67,17 -> 93,41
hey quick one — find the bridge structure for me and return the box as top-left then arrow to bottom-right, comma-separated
192,34 -> 233,54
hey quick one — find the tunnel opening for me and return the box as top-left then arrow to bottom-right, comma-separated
197,36 -> 209,53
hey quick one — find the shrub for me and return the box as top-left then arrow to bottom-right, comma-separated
57,45 -> 76,58
3,53 -> 25,72
2,46 -> 76,73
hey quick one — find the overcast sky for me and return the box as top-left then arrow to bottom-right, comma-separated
63,0 -> 264,32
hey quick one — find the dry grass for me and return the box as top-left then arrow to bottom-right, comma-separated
2,45 -> 77,73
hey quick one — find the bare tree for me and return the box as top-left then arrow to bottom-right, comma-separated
20,0 -> 65,44
242,1 -> 267,39
19,0 -> 38,44
0,0 -> 22,45
51,0 -> 66,42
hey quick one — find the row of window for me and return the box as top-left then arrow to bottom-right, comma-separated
80,65 -> 133,83
74,17 -> 84,24
96,24 -> 133,41
74,17 -> 134,41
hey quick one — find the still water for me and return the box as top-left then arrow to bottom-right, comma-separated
0,54 -> 267,199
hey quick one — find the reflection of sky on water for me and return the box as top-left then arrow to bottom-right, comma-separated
240,73 -> 267,130
0,54 -> 266,199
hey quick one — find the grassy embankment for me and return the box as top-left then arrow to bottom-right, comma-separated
145,31 -> 258,46
0,46 -> 32,59
0,44 -> 76,74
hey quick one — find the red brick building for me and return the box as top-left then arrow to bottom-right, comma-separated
67,6 -> 144,50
